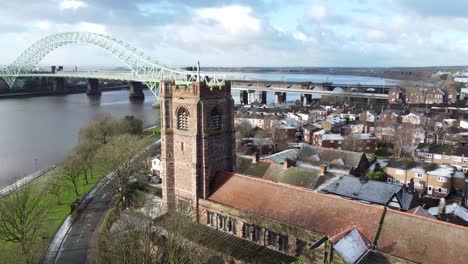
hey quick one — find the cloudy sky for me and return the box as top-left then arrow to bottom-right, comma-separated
1,0 -> 468,67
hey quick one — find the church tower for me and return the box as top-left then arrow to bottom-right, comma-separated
160,80 -> 235,216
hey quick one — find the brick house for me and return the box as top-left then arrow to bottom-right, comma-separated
401,112 -> 424,125
388,87 -> 405,104
302,123 -> 322,144
385,159 -> 456,198
319,117 -> 346,133
359,110 -> 379,123
350,133 -> 378,153
445,87 -> 459,104
415,144 -> 468,172
313,133 -> 345,149
159,81 -> 468,263
425,87 -> 446,104
379,109 -> 402,124
404,87 -> 426,104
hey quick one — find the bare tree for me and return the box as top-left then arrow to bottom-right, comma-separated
343,134 -> 361,152
80,114 -> 120,145
254,129 -> 272,155
47,173 -> 64,205
271,128 -> 290,152
62,153 -> 84,197
98,135 -> 148,199
0,184 -> 49,261
392,124 -> 418,158
75,141 -> 100,184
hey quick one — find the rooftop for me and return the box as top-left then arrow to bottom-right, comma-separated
378,209 -> 468,264
298,144 -> 365,169
208,171 -> 384,242
321,133 -> 345,141
416,143 -> 468,156
322,176 -> 403,206
263,149 -> 299,164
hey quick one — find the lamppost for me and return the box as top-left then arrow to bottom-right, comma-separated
34,158 -> 38,171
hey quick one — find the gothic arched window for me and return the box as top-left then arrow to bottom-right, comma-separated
210,107 -> 222,129
177,107 -> 189,130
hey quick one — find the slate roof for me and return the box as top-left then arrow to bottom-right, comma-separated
303,123 -> 322,131
415,144 -> 468,156
394,188 -> 419,211
262,163 -> 329,190
297,145 -> 365,169
453,205 -> 468,223
333,227 -> 369,264
208,171 -> 384,242
322,176 -> 402,206
378,209 -> 468,264
406,206 -> 436,219
263,149 -> 299,164
386,159 -> 421,170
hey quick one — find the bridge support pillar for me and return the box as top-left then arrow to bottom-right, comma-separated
129,81 -> 145,101
303,94 -> 309,106
87,79 -> 101,96
240,90 -> 248,105
53,77 -> 65,92
258,91 -> 267,104
282,92 -> 287,103
248,90 -> 256,104
275,92 -> 283,104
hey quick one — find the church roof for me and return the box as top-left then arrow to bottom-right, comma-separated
208,171 -> 384,242
377,209 -> 468,264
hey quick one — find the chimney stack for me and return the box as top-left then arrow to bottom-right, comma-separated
408,178 -> 415,193
283,158 -> 294,169
252,153 -> 259,163
320,165 -> 328,176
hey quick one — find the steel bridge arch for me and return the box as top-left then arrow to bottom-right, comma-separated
0,32 -> 222,99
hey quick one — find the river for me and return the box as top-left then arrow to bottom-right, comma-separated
0,72 -> 394,189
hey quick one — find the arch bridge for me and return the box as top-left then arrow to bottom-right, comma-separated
0,32 -> 389,103
0,32 -> 225,99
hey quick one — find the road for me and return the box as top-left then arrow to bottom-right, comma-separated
44,139 -> 160,264
44,172 -> 116,264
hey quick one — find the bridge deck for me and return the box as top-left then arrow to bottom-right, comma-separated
0,73 -> 388,99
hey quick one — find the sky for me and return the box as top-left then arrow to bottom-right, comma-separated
1,0 -> 468,68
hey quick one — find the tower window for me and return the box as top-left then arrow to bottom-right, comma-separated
210,107 -> 221,129
177,107 -> 189,130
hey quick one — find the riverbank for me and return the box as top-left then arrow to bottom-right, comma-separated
0,86 -> 128,100
0,160 -> 113,263
0,164 -> 57,198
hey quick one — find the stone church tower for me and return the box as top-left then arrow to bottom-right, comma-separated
160,81 -> 235,217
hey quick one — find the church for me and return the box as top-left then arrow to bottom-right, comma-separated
159,80 -> 468,264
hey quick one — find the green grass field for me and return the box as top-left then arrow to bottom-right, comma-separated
0,163 -> 111,263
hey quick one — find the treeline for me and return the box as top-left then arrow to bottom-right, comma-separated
0,114 -> 151,263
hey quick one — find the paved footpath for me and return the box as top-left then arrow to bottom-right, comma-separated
43,172 -> 116,264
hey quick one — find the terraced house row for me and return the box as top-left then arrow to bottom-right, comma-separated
385,159 -> 466,198
388,86 -> 460,104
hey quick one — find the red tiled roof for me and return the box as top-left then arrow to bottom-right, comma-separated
208,171 -> 384,242
378,209 -> 468,264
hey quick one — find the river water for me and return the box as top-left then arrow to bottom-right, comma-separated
0,72 -> 393,189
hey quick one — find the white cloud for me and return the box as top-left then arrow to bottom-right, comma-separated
194,5 -> 261,34
365,29 -> 387,42
59,0 -> 87,10
35,20 -> 52,30
308,4 -> 328,22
